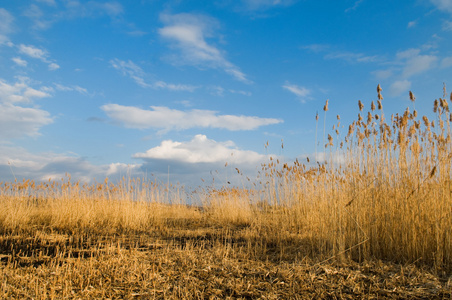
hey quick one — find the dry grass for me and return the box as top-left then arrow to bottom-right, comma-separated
1,85 -> 452,299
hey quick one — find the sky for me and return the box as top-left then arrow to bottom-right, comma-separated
1,0 -> 451,188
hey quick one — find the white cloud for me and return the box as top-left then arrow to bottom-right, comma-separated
0,80 -> 53,139
0,103 -> 53,139
110,58 -> 197,91
389,80 -> 411,97
18,44 -> 60,70
0,78 -> 53,139
101,104 -> 283,131
0,8 -> 14,44
19,44 -> 47,60
48,62 -> 60,71
134,134 -> 268,165
282,83 -> 311,102
159,13 -> 251,83
12,57 -> 28,67
0,78 -> 51,104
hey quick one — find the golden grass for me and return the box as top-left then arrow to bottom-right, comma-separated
1,85 -> 452,298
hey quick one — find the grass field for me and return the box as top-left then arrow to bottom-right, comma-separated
1,86 -> 452,299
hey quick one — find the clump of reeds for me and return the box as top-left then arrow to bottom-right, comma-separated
255,84 -> 452,271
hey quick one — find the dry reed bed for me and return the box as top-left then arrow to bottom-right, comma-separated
1,85 -> 452,298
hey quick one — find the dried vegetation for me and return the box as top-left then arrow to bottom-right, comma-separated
1,85 -> 452,299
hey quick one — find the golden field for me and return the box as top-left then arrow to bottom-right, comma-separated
1,86 -> 452,299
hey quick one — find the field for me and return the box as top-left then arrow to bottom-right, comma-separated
1,86 -> 452,299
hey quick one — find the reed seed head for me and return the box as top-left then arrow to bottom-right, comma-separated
409,91 -> 415,102
377,100 -> 383,110
367,111 -> 372,124
323,100 -> 329,112
377,84 -> 383,100
422,116 -> 430,127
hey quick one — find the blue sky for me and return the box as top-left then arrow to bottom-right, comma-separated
1,0 -> 451,187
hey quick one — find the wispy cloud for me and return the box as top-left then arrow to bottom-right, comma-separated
110,58 -> 197,91
240,0 -> 296,11
35,0 -> 57,6
300,44 -> 330,53
12,57 -> 28,67
302,44 -> 381,64
23,1 -> 124,31
0,8 -> 14,44
345,0 -> 365,12
389,79 -> 411,97
229,89 -> 252,96
441,56 -> 452,68
407,20 -> 417,28
110,58 -> 148,88
282,82 -> 311,102
396,48 -> 438,78
324,51 -> 381,63
18,44 -> 60,70
430,0 -> 452,14
53,83 -> 89,95
159,13 -> 251,83
372,69 -> 394,80
442,20 -> 452,31
101,104 -> 283,131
